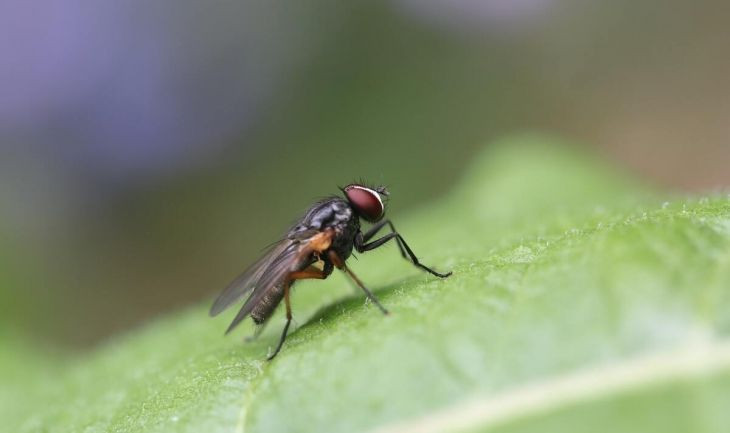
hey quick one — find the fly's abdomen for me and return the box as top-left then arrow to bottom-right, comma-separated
250,283 -> 286,324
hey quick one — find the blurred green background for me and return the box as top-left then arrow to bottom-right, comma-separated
1,0 -> 729,349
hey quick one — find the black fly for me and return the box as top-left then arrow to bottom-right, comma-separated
209,183 -> 451,359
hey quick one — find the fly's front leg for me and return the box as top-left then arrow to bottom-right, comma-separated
359,219 -> 407,258
355,223 -> 451,278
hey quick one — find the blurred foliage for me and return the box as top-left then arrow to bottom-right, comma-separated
3,136 -> 729,432
5,0 -> 730,346
14,3 -> 541,345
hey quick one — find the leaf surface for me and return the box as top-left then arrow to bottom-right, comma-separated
4,136 -> 730,433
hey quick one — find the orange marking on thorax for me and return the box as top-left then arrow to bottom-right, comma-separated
308,228 -> 334,253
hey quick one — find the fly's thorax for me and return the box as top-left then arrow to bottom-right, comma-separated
292,197 -> 358,260
308,229 -> 334,253
330,200 -> 354,225
330,211 -> 359,262
298,197 -> 350,230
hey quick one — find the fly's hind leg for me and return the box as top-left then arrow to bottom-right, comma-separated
267,282 -> 292,361
267,265 -> 329,361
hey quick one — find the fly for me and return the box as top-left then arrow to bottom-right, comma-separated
209,183 -> 452,359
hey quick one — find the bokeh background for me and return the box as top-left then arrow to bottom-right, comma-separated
1,0 -> 729,348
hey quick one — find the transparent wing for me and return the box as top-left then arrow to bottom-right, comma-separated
209,239 -> 294,317
223,240 -> 313,334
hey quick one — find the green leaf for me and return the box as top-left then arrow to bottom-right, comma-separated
4,135 -> 730,433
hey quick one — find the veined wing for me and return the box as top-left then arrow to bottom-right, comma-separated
209,239 -> 293,317
223,229 -> 334,334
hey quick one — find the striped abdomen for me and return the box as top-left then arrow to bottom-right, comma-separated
250,282 -> 287,324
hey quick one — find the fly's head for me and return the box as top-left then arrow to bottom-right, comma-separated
342,183 -> 389,223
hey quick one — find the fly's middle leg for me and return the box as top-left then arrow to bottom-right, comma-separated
328,250 -> 389,315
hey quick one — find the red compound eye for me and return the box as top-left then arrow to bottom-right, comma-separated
344,184 -> 384,222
